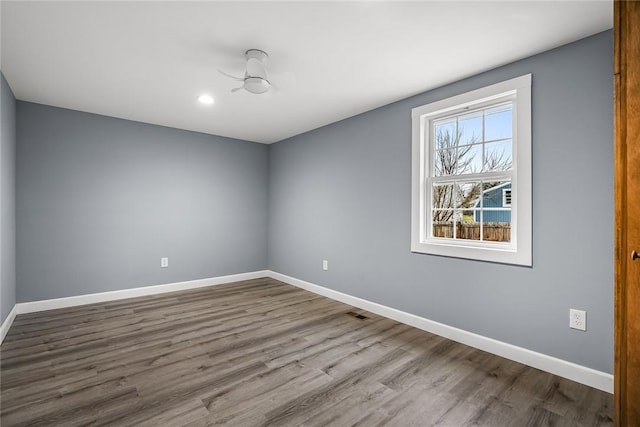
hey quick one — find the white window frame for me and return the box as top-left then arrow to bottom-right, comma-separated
411,74 -> 532,266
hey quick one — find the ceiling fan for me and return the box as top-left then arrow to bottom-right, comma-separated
219,49 -> 272,95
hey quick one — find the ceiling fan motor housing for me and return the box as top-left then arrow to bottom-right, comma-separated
244,76 -> 270,94
245,49 -> 268,63
243,49 -> 271,94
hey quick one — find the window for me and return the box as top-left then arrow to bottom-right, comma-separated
411,75 -> 532,266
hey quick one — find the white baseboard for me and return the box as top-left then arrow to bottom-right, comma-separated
2,269 -> 613,393
14,270 -> 269,315
267,270 -> 613,394
0,305 -> 18,344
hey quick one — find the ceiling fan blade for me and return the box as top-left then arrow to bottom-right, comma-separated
218,69 -> 244,81
231,86 -> 244,93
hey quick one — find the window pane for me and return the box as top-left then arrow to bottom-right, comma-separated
478,180 -> 511,242
434,120 -> 457,150
455,181 -> 481,209
432,183 -> 455,210
459,111 -> 483,145
481,181 -> 510,206
485,104 -> 512,141
458,144 -> 482,175
482,213 -> 511,242
458,221 -> 481,241
432,214 -> 454,238
484,139 -> 512,171
455,183 -> 480,241
432,183 -> 454,238
434,149 -> 457,176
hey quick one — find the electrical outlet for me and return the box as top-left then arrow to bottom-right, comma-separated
569,309 -> 586,331
322,260 -> 328,271
161,257 -> 169,268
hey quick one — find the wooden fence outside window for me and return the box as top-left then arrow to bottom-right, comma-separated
432,222 -> 511,242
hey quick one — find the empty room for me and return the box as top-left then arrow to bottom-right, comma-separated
2,1 -> 639,426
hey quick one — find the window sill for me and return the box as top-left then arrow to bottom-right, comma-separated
411,239 -> 531,266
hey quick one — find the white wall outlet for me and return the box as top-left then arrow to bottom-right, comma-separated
161,257 -> 169,268
322,260 -> 328,271
569,309 -> 586,331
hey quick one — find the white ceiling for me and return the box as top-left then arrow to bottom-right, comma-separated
1,1 -> 612,144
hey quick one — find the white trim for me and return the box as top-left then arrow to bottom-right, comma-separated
0,305 -> 18,344
268,270 -> 613,394
2,269 -> 613,393
14,270 -> 269,315
411,74 -> 532,266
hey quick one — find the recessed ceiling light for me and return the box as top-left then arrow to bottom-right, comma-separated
198,94 -> 214,105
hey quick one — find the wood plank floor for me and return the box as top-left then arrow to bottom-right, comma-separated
1,277 -> 613,426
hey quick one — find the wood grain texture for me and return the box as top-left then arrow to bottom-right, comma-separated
614,1 -> 640,426
1,278 -> 613,426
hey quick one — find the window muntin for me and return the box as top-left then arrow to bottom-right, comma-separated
428,101 -> 514,246
411,75 -> 532,266
431,179 -> 512,243
432,102 -> 513,177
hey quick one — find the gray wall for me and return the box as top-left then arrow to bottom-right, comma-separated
17,103 -> 268,301
268,31 -> 614,373
1,72 -> 17,324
